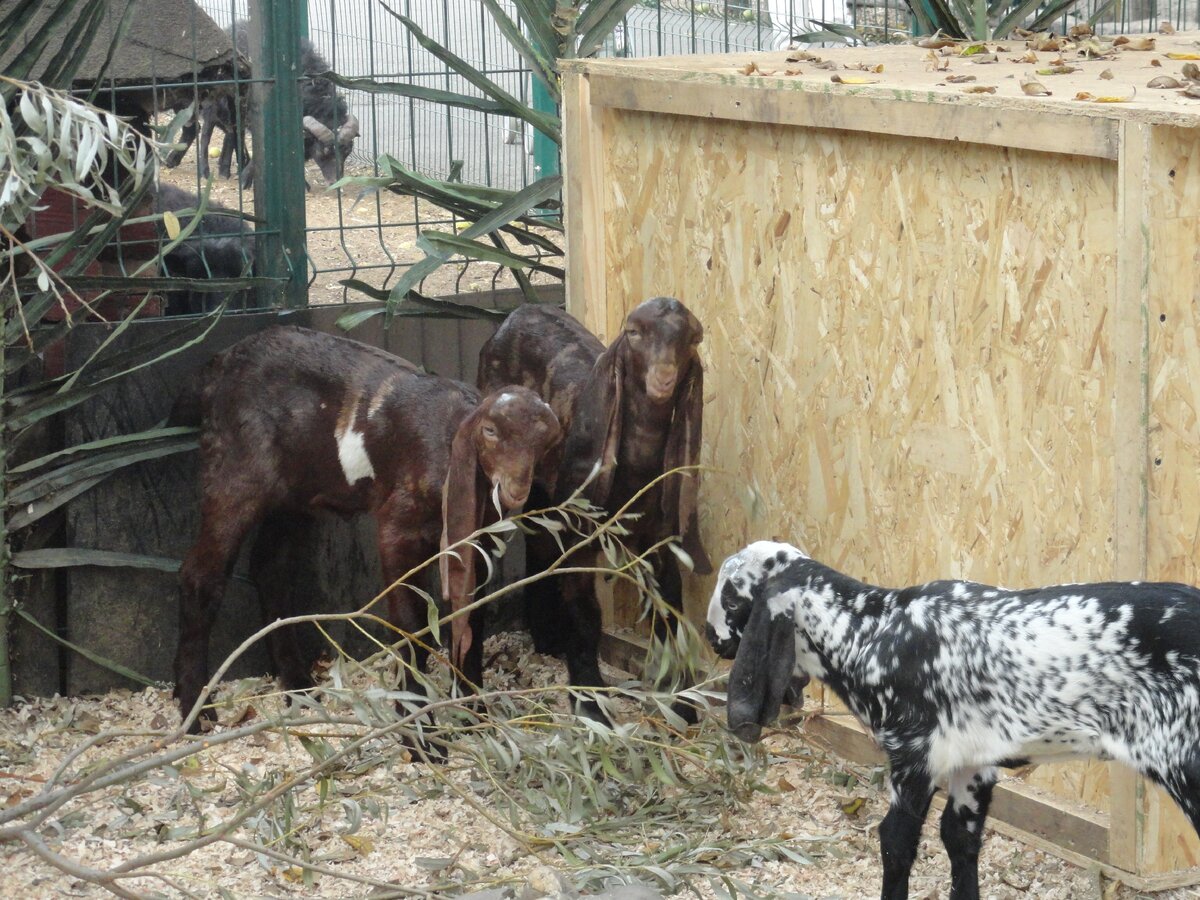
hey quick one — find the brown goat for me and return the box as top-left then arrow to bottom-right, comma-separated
172,327 -> 560,731
477,298 -> 710,721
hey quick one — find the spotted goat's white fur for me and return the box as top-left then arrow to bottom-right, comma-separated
707,540 -> 1200,900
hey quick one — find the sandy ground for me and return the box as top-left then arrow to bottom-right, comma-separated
158,153 -> 563,307
1,630 -> 1198,900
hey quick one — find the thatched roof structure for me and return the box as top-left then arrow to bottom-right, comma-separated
0,0 -> 238,86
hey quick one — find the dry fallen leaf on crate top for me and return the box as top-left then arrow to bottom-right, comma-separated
925,51 -> 950,71
1184,83 -> 1200,98
1079,40 -> 1116,59
1148,75 -> 1184,88
945,74 -> 976,83
1160,21 -> 1177,34
918,36 -> 958,49
1121,36 -> 1157,51
1184,62 -> 1200,79
962,84 -> 997,93
1166,51 -> 1200,59
1037,65 -> 1078,74
831,73 -> 879,84
1100,68 -> 1115,79
1020,76 -> 1052,96
1030,34 -> 1066,51
1075,90 -> 1134,102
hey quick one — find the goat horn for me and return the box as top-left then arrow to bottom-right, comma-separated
338,113 -> 359,141
302,115 -> 335,144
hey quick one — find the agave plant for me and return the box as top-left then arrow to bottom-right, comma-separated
798,0 -> 1119,43
908,0 -> 1117,39
0,0 -> 252,705
334,0 -> 641,330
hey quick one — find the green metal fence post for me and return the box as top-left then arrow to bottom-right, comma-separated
250,0 -> 309,310
531,75 -> 559,179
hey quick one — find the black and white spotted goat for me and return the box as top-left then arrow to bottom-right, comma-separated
707,540 -> 1200,900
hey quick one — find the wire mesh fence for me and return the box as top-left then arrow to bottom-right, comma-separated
39,0 -> 1200,316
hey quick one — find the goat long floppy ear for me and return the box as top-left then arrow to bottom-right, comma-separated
726,585 -> 796,743
576,334 -> 625,507
662,355 -> 711,575
440,410 -> 486,671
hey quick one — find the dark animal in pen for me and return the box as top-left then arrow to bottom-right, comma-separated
707,540 -> 1200,900
170,326 -> 561,733
477,298 -> 710,722
165,20 -> 359,188
154,184 -> 254,316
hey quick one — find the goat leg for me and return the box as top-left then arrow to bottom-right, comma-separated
941,769 -> 996,900
174,487 -> 264,731
650,549 -> 699,726
197,111 -> 217,181
165,114 -> 196,168
878,767 -> 935,900
377,524 -> 447,763
556,571 -> 611,725
250,513 -> 320,697
217,124 -> 236,181
522,522 -> 567,656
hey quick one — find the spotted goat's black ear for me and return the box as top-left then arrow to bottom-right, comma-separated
725,584 -> 796,744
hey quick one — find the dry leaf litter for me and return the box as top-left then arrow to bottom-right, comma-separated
1,631 -> 1198,898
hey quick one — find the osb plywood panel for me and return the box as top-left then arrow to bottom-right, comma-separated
1144,125 -> 1200,875
592,110 -> 1120,814
598,109 -> 1118,590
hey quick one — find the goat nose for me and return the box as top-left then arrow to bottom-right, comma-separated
646,365 -> 678,400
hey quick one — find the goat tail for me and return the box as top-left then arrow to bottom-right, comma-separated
167,370 -> 204,428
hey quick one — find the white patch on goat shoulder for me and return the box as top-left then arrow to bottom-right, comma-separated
335,415 -> 375,485
496,391 -> 516,405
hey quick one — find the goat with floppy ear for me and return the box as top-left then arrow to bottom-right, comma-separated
170,327 -> 560,733
477,298 -> 710,722
440,388 -> 561,686
708,541 -> 1200,900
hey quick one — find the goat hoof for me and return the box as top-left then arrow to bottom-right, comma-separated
576,699 -> 614,728
182,704 -> 217,735
669,698 -> 701,727
402,731 -> 449,765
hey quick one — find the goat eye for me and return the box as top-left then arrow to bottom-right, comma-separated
626,329 -> 641,341
482,425 -> 498,440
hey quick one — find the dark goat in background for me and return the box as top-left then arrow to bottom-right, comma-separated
154,184 -> 254,316
477,298 -> 710,722
166,21 -> 359,187
170,327 -> 560,732
708,541 -> 1200,900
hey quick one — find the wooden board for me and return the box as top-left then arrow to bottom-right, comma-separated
565,38 -> 1200,882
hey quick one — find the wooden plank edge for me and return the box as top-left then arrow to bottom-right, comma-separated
561,71 -> 608,324
587,72 -> 1120,160
1110,118 -> 1153,874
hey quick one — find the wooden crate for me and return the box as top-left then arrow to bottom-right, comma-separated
561,34 -> 1200,888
